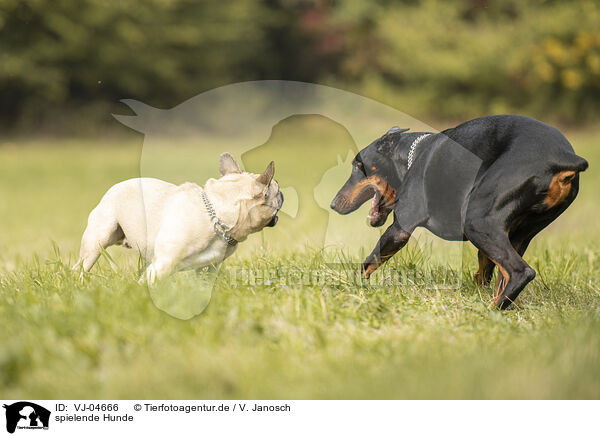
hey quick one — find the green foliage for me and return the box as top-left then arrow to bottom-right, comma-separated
0,0 -> 274,130
333,0 -> 600,121
2,0 -> 600,130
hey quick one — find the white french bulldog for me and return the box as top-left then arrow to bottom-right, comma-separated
74,153 -> 283,283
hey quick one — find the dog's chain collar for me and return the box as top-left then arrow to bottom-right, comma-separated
407,133 -> 432,170
200,189 -> 238,247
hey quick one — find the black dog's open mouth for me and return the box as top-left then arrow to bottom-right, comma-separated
350,185 -> 392,227
332,180 -> 394,227
367,189 -> 394,227
335,185 -> 393,227
368,190 -> 384,226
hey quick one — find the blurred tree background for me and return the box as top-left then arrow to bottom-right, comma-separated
1,0 -> 599,134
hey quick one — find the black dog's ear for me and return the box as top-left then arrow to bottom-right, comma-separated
386,126 -> 409,135
375,127 -> 409,155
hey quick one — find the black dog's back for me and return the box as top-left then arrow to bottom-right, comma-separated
442,115 -> 588,176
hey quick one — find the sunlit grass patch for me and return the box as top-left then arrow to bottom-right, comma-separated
0,127 -> 598,398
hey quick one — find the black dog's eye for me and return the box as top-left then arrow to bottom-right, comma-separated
355,161 -> 364,171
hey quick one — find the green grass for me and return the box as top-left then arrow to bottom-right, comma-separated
0,123 -> 599,399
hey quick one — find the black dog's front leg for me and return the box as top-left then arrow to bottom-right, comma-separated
362,223 -> 411,278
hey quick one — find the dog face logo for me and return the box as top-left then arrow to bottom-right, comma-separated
3,402 -> 50,434
112,80 -> 439,318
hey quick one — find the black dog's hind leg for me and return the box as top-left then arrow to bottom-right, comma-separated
362,223 -> 411,278
475,250 -> 495,286
475,230 -> 532,289
485,234 -> 532,295
465,219 -> 536,309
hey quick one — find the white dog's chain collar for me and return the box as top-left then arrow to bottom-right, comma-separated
200,189 -> 238,246
407,133 -> 432,170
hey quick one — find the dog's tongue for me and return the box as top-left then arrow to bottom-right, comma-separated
367,194 -> 379,224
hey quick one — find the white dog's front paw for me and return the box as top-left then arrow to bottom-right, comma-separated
144,265 -> 157,286
137,273 -> 147,285
143,259 -> 174,286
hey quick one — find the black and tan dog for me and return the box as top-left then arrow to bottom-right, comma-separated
331,115 -> 588,309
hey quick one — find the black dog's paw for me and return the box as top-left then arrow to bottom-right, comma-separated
360,261 -> 377,279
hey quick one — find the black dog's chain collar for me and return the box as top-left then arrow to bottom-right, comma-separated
200,189 -> 238,247
407,134 -> 432,170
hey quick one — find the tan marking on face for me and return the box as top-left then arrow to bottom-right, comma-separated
371,166 -> 377,171
544,170 -> 577,209
490,259 -> 510,301
348,176 -> 396,207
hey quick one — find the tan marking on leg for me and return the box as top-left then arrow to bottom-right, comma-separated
495,276 -> 505,300
364,263 -> 378,278
363,250 -> 398,278
490,259 -> 510,301
544,170 -> 577,209
475,253 -> 494,286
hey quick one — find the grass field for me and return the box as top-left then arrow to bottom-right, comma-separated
1,121 -> 599,399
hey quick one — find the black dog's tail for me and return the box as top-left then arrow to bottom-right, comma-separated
552,153 -> 589,173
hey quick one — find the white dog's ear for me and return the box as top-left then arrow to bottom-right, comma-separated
256,161 -> 274,186
219,152 -> 241,176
